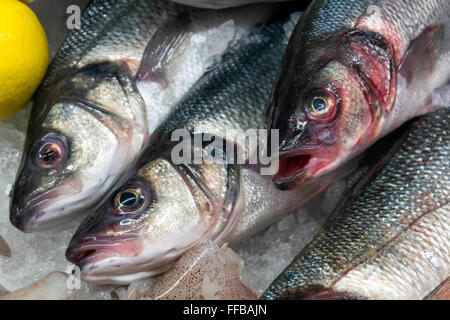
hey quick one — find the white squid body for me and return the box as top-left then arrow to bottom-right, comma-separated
126,240 -> 257,300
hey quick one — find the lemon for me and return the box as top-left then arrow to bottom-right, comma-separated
0,0 -> 49,119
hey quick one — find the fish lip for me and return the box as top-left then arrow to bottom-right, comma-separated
272,148 -> 316,190
10,190 -> 76,232
10,176 -> 83,232
273,167 -> 309,190
66,235 -> 135,267
273,147 -> 333,190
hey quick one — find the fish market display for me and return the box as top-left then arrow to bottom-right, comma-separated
127,240 -> 257,300
64,11 -> 359,284
10,0 -> 282,232
264,0 -> 450,189
262,109 -> 450,300
2,0 -> 448,301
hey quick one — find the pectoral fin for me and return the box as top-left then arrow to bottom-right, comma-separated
399,24 -> 449,86
137,16 -> 192,88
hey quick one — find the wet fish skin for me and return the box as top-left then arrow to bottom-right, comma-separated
10,0 -> 281,232
262,109 -> 450,300
65,12 -> 354,284
265,0 -> 450,189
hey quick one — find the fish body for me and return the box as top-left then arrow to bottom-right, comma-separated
10,0 -> 282,231
262,109 -> 450,300
264,0 -> 450,189
65,11 -> 359,284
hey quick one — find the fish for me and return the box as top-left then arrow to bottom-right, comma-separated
261,108 -> 450,300
64,11 -> 355,284
264,0 -> 450,189
0,236 -> 11,258
64,10 -> 402,285
170,0 -> 292,9
127,239 -> 257,300
9,0 -> 285,232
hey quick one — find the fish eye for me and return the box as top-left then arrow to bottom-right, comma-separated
32,134 -> 68,169
307,92 -> 337,121
113,185 -> 148,215
311,97 -> 329,114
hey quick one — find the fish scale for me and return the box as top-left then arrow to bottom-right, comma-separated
65,12 -> 367,284
11,0 -> 284,232
265,0 -> 449,190
262,108 -> 450,300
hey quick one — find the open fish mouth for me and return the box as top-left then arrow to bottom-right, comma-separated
65,235 -> 154,284
273,148 -> 334,190
65,234 -> 198,284
66,236 -> 141,267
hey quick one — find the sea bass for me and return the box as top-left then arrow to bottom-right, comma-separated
262,109 -> 450,300
64,12 -> 358,284
264,0 -> 450,189
10,0 -> 284,232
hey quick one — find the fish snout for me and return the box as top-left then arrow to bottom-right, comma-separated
9,185 -> 48,232
9,205 -> 39,233
66,238 -> 98,266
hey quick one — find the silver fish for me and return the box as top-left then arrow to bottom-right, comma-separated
10,0 -> 283,232
65,11 -> 386,284
264,0 -> 450,189
63,11 -> 341,284
262,109 -> 450,300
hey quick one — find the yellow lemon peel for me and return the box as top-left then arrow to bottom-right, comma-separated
0,0 -> 49,119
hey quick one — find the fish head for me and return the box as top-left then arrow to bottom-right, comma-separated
10,63 -> 145,232
266,29 -> 394,190
66,141 -> 239,284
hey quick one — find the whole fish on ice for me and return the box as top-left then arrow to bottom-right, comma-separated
264,0 -> 450,189
262,109 -> 450,300
64,11 -> 400,284
65,12 -> 362,284
9,0 -> 284,231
